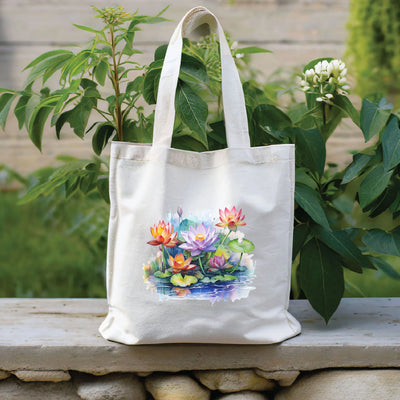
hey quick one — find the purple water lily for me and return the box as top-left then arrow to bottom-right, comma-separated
179,223 -> 219,256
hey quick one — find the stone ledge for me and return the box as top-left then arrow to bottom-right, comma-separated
0,298 -> 399,374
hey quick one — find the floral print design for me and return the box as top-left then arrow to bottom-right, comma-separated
143,206 -> 256,303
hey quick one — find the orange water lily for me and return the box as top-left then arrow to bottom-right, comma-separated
168,253 -> 196,274
147,221 -> 178,247
216,206 -> 246,231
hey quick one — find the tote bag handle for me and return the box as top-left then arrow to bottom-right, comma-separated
152,6 -> 250,149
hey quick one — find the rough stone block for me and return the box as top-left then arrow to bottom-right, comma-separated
75,373 -> 146,400
217,391 -> 270,399
254,370 -> 300,386
275,369 -> 400,400
0,370 -> 10,380
194,369 -> 275,393
14,370 -> 71,382
145,374 -> 210,400
136,371 -> 153,377
0,377 -> 80,399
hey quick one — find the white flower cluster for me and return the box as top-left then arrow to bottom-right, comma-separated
300,59 -> 350,102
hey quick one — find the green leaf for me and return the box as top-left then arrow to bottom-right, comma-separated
292,223 -> 310,261
175,81 -> 208,148
42,53 -> 74,84
295,183 -> 331,230
253,104 -> 292,134
369,256 -> 400,280
359,164 -> 392,209
123,119 -> 153,144
295,168 -> 318,190
365,186 -> 398,218
143,59 -> 163,104
208,120 -> 227,149
299,238 -> 344,323
92,123 -> 115,155
14,94 -> 31,129
180,54 -> 208,84
228,239 -> 255,254
0,89 -> 16,94
0,93 -> 16,129
28,105 -> 55,151
25,53 -> 74,86
97,177 -> 110,204
73,24 -> 106,39
154,44 -> 168,60
18,160 -> 89,203
243,81 -> 274,109
60,49 -> 93,83
382,116 -> 400,171
331,95 -> 360,127
341,153 -> 371,184
126,76 -> 143,94
303,57 -> 334,73
312,225 -> 374,272
362,229 -> 400,257
94,59 -> 108,86
55,95 -> 97,139
171,132 -> 208,152
360,98 -> 392,142
24,49 -> 74,70
320,104 -> 343,140
295,128 -> 326,176
236,46 -> 272,54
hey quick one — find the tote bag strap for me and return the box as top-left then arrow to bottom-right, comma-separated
152,6 -> 250,149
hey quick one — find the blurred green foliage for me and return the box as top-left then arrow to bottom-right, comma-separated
346,0 -> 400,103
0,191 -> 106,297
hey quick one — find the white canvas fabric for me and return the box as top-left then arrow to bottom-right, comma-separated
99,6 -> 301,345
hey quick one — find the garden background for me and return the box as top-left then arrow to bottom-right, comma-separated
0,0 -> 399,301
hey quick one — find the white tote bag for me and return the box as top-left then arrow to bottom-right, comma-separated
99,6 -> 301,345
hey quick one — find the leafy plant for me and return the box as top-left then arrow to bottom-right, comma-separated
346,0 -> 400,102
1,6 -> 399,322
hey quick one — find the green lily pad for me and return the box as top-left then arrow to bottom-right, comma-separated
200,277 -> 212,283
154,270 -> 172,279
228,239 -> 255,253
213,274 -> 238,282
194,271 -> 204,279
170,273 -> 198,287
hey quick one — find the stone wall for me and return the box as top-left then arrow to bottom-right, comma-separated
0,368 -> 399,399
1,298 -> 399,399
0,0 -> 365,176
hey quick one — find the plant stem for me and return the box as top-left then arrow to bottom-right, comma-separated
110,25 -> 123,141
230,253 -> 243,274
161,245 -> 166,273
198,256 -> 206,276
220,231 -> 230,246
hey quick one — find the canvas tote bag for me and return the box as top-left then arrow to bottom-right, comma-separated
99,6 -> 301,345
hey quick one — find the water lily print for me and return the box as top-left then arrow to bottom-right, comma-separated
143,206 -> 256,303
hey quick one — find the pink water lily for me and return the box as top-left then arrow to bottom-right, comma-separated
179,223 -> 219,256
216,206 -> 246,231
208,254 -> 231,272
